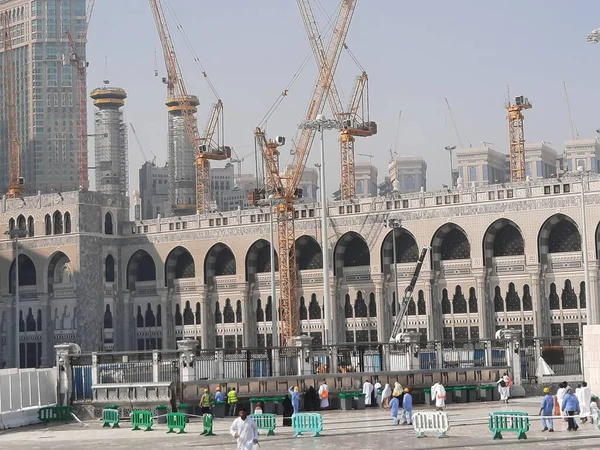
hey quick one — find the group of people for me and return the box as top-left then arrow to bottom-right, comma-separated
539,381 -> 599,432
198,386 -> 239,417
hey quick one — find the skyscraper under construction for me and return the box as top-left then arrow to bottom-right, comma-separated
0,0 -> 87,194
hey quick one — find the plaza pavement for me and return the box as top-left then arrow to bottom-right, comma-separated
0,398 -> 599,449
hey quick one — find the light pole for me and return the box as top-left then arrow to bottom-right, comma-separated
268,195 -> 278,347
299,114 -> 340,345
445,146 -> 457,187
5,228 -> 27,368
384,219 -> 402,319
577,166 -> 594,325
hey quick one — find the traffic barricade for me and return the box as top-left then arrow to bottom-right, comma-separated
130,410 -> 153,431
412,411 -> 450,438
250,413 -> 277,436
166,412 -> 187,434
488,411 -> 529,440
200,413 -> 216,436
292,413 -> 323,437
102,408 -> 120,428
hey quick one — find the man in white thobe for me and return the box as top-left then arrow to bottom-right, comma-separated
230,408 -> 259,450
363,380 -> 374,406
431,382 -> 446,410
556,382 -> 567,418
318,381 -> 329,409
578,381 -> 592,423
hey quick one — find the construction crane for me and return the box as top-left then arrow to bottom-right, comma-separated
149,0 -> 228,213
297,1 -> 376,200
253,0 -> 357,345
358,153 -> 374,164
230,149 -> 256,185
506,95 -> 532,182
389,247 -> 429,343
66,0 -> 95,191
2,15 -> 22,197
130,123 -> 156,165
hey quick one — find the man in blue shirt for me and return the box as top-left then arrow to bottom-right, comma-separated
539,387 -> 554,432
402,387 -> 413,425
561,386 -> 580,431
390,394 -> 400,425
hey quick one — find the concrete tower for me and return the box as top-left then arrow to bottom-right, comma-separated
90,87 -> 128,196
166,95 -> 199,216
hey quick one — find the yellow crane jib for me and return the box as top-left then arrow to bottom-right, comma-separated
506,95 -> 532,183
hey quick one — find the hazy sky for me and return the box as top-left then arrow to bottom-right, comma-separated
86,0 -> 600,195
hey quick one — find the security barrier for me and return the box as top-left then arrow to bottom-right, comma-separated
200,413 -> 216,436
412,411 -> 450,438
250,413 -> 277,436
130,410 -> 153,431
166,412 -> 187,434
488,411 -> 529,440
102,408 -> 120,428
38,406 -> 73,424
292,413 -> 323,437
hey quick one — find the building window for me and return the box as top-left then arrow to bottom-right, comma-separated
436,196 -> 442,205
488,191 -> 495,200
506,189 -> 513,198
553,185 -> 561,194
385,201 -> 392,210
402,200 -> 409,208
468,166 -> 477,182
544,186 -> 551,195
563,184 -> 570,193
346,205 -> 352,213
339,207 -> 344,214
482,165 -> 488,181
354,205 -> 360,213
453,194 -> 460,203
209,219 -> 214,226
497,190 -> 504,199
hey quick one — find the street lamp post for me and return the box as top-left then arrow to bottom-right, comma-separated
5,228 -> 27,368
445,146 -> 457,187
268,195 -> 278,347
577,166 -> 594,325
299,114 -> 340,345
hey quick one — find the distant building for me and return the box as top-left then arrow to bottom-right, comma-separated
211,163 -> 248,211
139,162 -> 169,220
284,166 -> 318,200
355,163 -> 378,198
456,146 -> 506,186
522,142 -> 558,179
564,139 -> 600,173
389,156 -> 427,193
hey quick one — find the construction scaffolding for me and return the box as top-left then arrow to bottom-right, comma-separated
90,87 -> 128,196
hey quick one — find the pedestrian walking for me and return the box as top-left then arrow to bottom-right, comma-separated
390,394 -> 400,425
497,373 -> 510,404
289,386 -> 300,415
431,382 -> 446,411
200,388 -> 212,415
230,407 -> 259,450
318,380 -> 329,410
401,388 -> 413,425
539,387 -> 554,432
561,386 -> 580,431
228,387 -> 238,416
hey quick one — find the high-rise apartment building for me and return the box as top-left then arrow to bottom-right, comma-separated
0,0 -> 86,194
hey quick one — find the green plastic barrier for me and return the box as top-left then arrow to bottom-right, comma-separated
102,408 -> 120,428
488,411 -> 529,440
38,406 -> 72,424
292,413 -> 323,437
130,410 -> 153,431
200,413 -> 216,436
250,413 -> 277,436
166,412 -> 187,434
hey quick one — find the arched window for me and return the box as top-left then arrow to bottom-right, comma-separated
522,285 -> 533,311
344,294 -> 353,318
354,291 -> 368,318
136,305 -> 144,328
183,301 -> 194,325
105,255 -> 115,282
195,302 -> 201,324
548,283 -> 560,310
214,301 -> 222,324
26,308 -> 36,331
256,299 -> 264,322
17,215 -> 26,231
299,297 -> 307,320
8,218 -> 15,231
53,211 -> 63,234
493,286 -> 504,312
64,212 -> 71,233
505,283 -> 521,312
561,280 -> 578,309
417,290 -> 426,315
452,286 -> 467,313
441,289 -> 451,314
223,299 -> 235,323
44,214 -> 51,235
103,305 -> 113,328
368,293 -> 377,317
468,287 -> 478,313
236,300 -> 242,323
265,297 -> 272,322
156,305 -> 162,327
104,212 -> 114,235
175,304 -> 182,326
407,298 -> 416,315
145,303 -> 156,327
309,294 -> 321,320
36,309 -> 42,331
580,282 -> 586,309
27,216 -> 34,237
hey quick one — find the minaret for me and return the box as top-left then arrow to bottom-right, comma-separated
90,86 -> 128,196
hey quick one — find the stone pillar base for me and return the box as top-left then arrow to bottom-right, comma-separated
583,325 -> 600,395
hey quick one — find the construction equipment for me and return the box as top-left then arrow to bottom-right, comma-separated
358,153 -> 374,164
389,247 -> 429,343
66,0 -> 96,191
149,0 -> 229,214
444,98 -> 465,149
506,95 -> 532,182
297,1 -> 376,201
1,15 -> 22,197
253,0 -> 357,345
230,149 -> 256,185
130,123 -> 156,165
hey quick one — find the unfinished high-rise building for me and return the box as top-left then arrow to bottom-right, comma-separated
166,95 -> 199,216
90,86 -> 128,196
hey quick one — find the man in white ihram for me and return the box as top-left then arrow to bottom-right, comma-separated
431,382 -> 446,410
363,379 -> 374,406
230,407 -> 259,450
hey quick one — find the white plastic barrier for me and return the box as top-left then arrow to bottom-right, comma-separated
412,411 -> 450,438
0,367 -> 57,430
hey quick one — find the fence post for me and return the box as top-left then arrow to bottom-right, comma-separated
152,351 -> 160,382
271,348 -> 280,377
215,349 -> 224,379
177,339 -> 198,383
435,342 -> 443,370
91,352 -> 99,386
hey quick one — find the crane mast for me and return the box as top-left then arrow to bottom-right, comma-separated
256,0 -> 357,345
2,15 -> 21,197
506,95 -> 532,182
67,0 -> 95,191
297,0 -> 376,201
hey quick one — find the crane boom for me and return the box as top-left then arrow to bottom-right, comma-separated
506,95 -> 532,182
389,247 -> 429,343
2,15 -> 21,197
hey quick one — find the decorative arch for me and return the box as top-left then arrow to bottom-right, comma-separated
17,214 -> 26,231
309,293 -> 321,319
204,243 -> 236,282
104,212 -> 114,235
105,255 -> 115,282
27,216 -> 34,237
9,254 -> 37,294
165,246 -> 195,287
245,239 -> 278,281
295,235 -> 323,270
333,231 -> 370,276
126,250 -> 157,290
452,285 -> 467,313
47,251 -> 71,294
8,217 -> 15,231
44,214 -> 51,235
441,288 -> 451,314
64,212 -> 71,233
482,219 -> 524,266
354,291 -> 368,317
53,211 -> 63,234
430,223 -> 470,271
505,283 -> 521,312
380,228 -> 419,272
538,214 -> 581,265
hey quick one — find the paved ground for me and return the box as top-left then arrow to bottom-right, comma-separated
1,398 -> 599,449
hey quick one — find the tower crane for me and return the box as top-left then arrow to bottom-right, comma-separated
230,149 -> 256,185
66,0 -> 95,191
297,0 -> 376,200
2,14 -> 22,197
253,0 -> 357,345
130,123 -> 156,165
506,95 -> 532,182
149,0 -> 229,214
